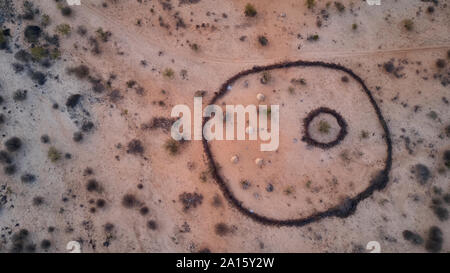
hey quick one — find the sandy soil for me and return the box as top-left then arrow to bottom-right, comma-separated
0,0 -> 449,253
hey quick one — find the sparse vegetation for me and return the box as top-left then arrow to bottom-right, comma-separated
41,14 -> 51,27
318,120 -> 331,134
147,220 -> 158,230
244,3 -> 257,17
61,6 -> 72,17
163,68 -> 175,79
73,132 -> 83,142
56,24 -> 71,36
403,19 -> 414,31
122,194 -> 139,208
0,150 -> 13,165
164,139 -> 180,155
127,139 -> 144,155
140,206 -> 149,215
179,192 -> 203,211
32,196 -> 44,206
30,46 -> 48,61
190,43 -> 200,52
402,230 -> 423,245
96,28 -> 111,42
24,25 -> 42,43
86,179 -> 100,192
444,150 -> 450,169
436,59 -> 446,69
413,164 -> 430,185
4,164 -> 17,175
288,86 -> 295,94
40,239 -> 51,250
258,35 -> 268,46
284,186 -> 295,195
241,180 -> 251,190
425,226 -> 443,253
307,34 -> 319,41
5,137 -> 22,152
334,2 -> 345,12
66,94 -> 82,108
21,173 -> 36,183
360,130 -> 369,139
67,65 -> 90,79
13,89 -> 27,101
47,147 -> 61,162
306,0 -> 316,9
214,222 -> 230,236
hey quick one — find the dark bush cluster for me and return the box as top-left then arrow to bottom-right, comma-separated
4,164 -> 17,175
73,132 -> 83,142
122,194 -> 139,208
67,65 -> 90,79
140,206 -> 149,215
0,150 -> 13,164
402,230 -> 423,245
86,179 -> 101,192
214,223 -> 230,236
141,117 -> 176,132
21,173 -> 36,183
413,164 -> 430,185
13,89 -> 27,101
147,220 -> 158,230
425,226 -> 443,253
10,229 -> 36,253
244,4 -> 257,17
4,137 -> 22,152
61,6 -> 72,17
81,121 -> 94,132
24,25 -> 42,43
66,94 -> 82,108
179,192 -> 203,211
127,139 -> 144,155
258,35 -> 268,46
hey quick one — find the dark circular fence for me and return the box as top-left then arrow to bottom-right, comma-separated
202,60 -> 392,227
302,107 -> 348,149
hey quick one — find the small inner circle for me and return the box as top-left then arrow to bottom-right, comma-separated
302,107 -> 348,149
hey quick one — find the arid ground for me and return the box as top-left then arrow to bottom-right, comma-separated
0,0 -> 449,253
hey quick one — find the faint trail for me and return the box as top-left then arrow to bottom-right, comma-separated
80,2 -> 450,66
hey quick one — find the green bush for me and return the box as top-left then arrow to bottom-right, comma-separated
244,4 -> 257,17
56,24 -> 71,36
48,147 -> 61,162
30,46 -> 48,61
163,68 -> 175,79
306,0 -> 315,9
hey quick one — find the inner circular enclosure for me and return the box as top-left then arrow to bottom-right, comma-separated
303,107 -> 348,149
204,61 -> 391,226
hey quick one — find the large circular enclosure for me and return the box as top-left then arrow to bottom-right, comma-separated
203,61 -> 392,227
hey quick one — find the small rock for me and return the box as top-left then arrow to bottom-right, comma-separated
230,155 -> 239,164
255,158 -> 264,166
256,93 -> 265,102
